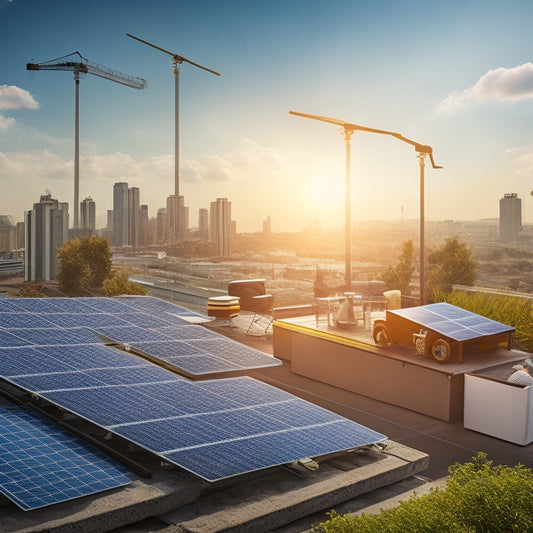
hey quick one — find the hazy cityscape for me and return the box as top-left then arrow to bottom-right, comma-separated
2,1 -> 533,531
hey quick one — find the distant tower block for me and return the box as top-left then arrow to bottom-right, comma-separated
499,193 -> 522,242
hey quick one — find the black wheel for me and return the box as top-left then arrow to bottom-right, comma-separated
373,322 -> 392,347
431,339 -> 451,362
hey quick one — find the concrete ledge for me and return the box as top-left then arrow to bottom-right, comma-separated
159,440 -> 428,533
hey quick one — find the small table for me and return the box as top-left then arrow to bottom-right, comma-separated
315,296 -> 346,327
207,296 -> 240,320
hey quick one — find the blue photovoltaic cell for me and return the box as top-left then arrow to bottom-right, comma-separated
0,297 -> 386,484
0,404 -> 130,511
6,327 -> 103,346
389,303 -> 514,342
164,418 -> 385,481
96,325 -> 174,344
44,298 -> 99,313
118,312 -> 176,329
154,325 -> 219,340
0,329 -> 31,347
9,298 -> 66,314
116,296 -> 210,322
0,346 -> 74,377
133,340 -> 206,358
9,365 -> 182,393
116,296 -> 191,315
0,312 -> 55,329
131,337 -> 280,376
81,297 -> 137,314
0,299 -> 27,312
44,313 -> 130,329
36,344 -> 145,370
42,386 -> 186,426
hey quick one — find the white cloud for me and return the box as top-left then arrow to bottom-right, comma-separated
0,85 -> 39,110
0,115 -> 15,130
437,63 -> 533,114
181,139 -> 288,183
507,144 -> 533,176
0,84 -> 39,131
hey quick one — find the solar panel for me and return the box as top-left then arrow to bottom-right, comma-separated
130,336 -> 282,376
0,299 -> 27,312
44,313 -> 130,329
8,298 -> 66,314
153,325 -> 219,340
0,296 -> 386,483
34,376 -> 386,482
0,329 -> 32,347
388,303 -> 514,342
0,404 -> 130,511
80,297 -> 138,314
0,312 -> 55,329
0,346 -> 75,376
44,298 -> 99,314
36,344 -> 148,370
96,325 -> 175,344
6,327 -> 103,346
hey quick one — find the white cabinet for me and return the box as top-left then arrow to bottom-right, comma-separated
464,372 -> 533,445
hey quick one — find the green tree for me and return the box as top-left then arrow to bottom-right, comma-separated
56,239 -> 91,296
56,235 -> 112,296
80,235 -> 112,286
426,237 -> 477,299
379,239 -> 415,295
18,282 -> 47,298
102,268 -> 148,297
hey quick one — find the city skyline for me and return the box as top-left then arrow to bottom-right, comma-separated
2,0 -> 533,232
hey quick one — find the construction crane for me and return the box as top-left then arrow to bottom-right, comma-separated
27,52 -> 147,229
289,111 -> 442,304
126,34 -> 220,199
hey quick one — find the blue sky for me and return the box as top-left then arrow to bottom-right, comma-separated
2,0 -> 533,232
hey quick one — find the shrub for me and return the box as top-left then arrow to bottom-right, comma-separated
315,453 -> 533,533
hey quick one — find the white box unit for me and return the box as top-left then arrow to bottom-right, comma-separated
464,372 -> 533,446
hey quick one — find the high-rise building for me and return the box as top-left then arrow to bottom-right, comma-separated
263,215 -> 271,234
198,208 -> 208,240
113,182 -> 129,246
128,186 -> 140,248
166,194 -> 188,242
0,215 -> 16,254
80,197 -> 96,233
16,222 -> 25,249
156,208 -> 167,243
140,204 -> 149,245
499,193 -> 522,241
24,192 -> 69,281
210,197 -> 232,256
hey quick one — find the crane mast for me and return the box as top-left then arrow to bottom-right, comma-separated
27,52 -> 147,229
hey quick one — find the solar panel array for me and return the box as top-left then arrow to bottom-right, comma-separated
0,403 -> 130,511
389,302 -> 515,342
0,296 -> 387,500
2,351 -> 386,481
0,296 -> 281,376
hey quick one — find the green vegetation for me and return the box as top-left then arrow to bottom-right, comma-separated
102,268 -> 148,297
315,453 -> 533,533
57,236 -> 147,297
433,289 -> 533,353
426,237 -> 477,298
379,239 -> 415,295
17,282 -> 47,298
